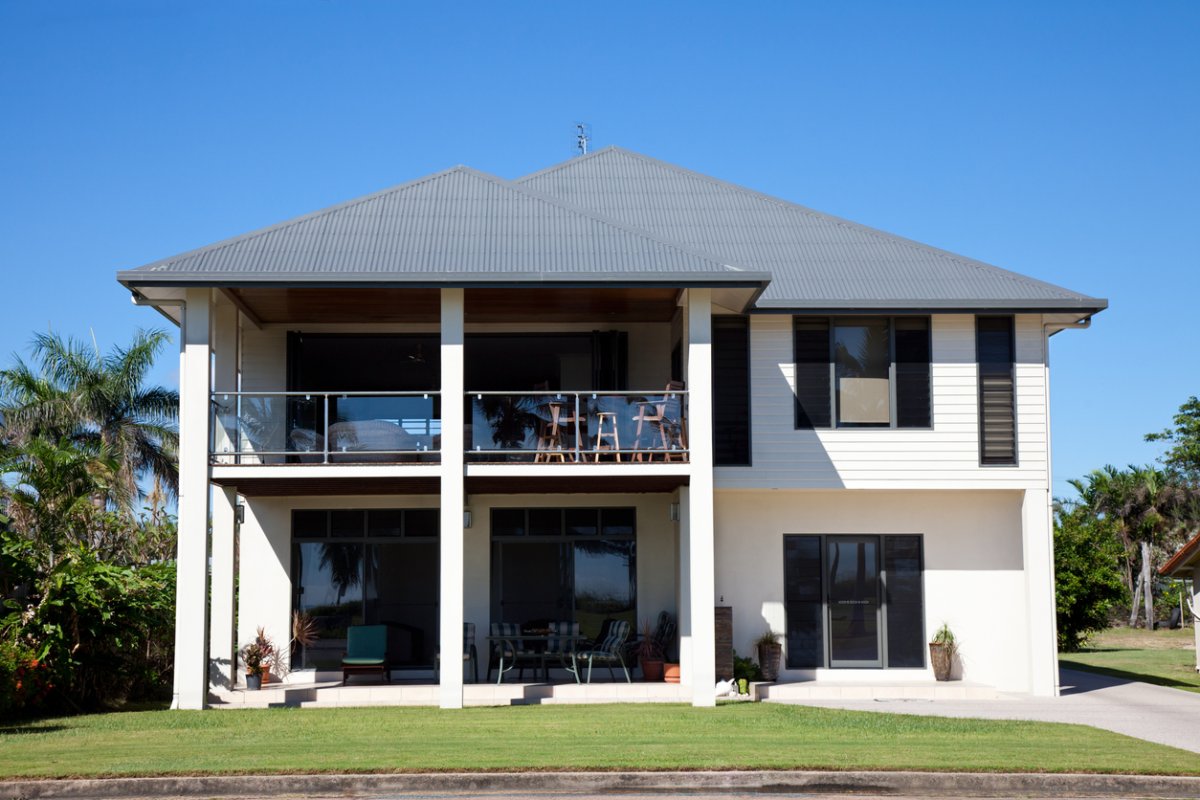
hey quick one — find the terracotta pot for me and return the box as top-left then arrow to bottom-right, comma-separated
641,658 -> 665,682
929,643 -> 954,681
663,662 -> 681,683
757,642 -> 782,682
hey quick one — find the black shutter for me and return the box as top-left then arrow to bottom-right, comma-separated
976,316 -> 1016,465
793,318 -> 831,429
895,317 -> 931,428
712,316 -> 751,466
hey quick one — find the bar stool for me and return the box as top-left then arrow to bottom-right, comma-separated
593,407 -> 621,462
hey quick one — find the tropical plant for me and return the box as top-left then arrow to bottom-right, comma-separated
240,627 -> 277,677
1146,396 -> 1200,479
1053,501 -> 1126,650
1073,465 -> 1198,628
929,623 -> 958,654
0,329 -> 178,511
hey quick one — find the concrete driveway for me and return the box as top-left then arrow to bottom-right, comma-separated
774,667 -> 1200,753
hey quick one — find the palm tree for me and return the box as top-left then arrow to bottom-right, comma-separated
0,330 -> 178,511
1075,465 -> 1198,627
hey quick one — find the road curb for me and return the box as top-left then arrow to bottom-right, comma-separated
3,770 -> 1200,799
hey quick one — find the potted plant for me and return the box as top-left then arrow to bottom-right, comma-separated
928,623 -> 958,682
240,627 -> 276,690
634,619 -> 665,682
755,629 -> 782,682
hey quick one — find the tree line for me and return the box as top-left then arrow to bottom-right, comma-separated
1055,398 -> 1200,650
1,331 -> 178,715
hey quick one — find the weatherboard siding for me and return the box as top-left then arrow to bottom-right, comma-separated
714,314 -> 1049,490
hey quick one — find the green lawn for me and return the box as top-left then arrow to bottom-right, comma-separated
1,703 -> 1197,778
1060,626 -> 1200,694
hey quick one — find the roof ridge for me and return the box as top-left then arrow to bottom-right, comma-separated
520,148 -> 1097,302
132,166 -> 481,272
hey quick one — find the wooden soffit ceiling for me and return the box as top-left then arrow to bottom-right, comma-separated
225,287 -> 683,325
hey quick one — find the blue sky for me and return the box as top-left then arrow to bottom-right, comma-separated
1,2 -> 1197,497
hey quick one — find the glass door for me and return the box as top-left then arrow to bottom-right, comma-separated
826,536 -> 882,667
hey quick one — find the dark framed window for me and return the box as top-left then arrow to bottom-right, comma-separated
793,317 -> 931,429
783,534 -> 924,670
490,507 -> 636,641
713,315 -> 751,465
291,509 -> 439,670
976,316 -> 1017,466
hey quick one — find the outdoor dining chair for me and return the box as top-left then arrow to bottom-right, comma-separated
434,622 -> 479,684
568,619 -> 631,684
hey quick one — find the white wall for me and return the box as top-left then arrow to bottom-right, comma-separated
713,489 -> 1033,692
716,314 -> 1049,490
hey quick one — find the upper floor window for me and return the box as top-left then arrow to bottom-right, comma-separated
793,316 -> 931,430
976,315 -> 1017,465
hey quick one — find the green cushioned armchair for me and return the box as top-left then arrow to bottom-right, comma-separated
342,624 -> 390,684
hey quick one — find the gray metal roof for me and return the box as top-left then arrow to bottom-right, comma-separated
119,147 -> 1105,313
519,147 -> 1106,312
118,166 -> 766,288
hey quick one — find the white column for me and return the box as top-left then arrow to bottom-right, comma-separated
687,288 -> 716,707
439,289 -> 466,709
677,487 -> 693,686
173,288 -> 213,710
209,487 -> 238,688
208,299 -> 239,689
1191,566 -> 1199,672
1022,488 -> 1059,696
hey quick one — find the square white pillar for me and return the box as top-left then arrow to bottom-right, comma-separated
208,486 -> 238,689
439,288 -> 466,709
173,288 -> 213,710
686,288 -> 716,707
1022,487 -> 1059,696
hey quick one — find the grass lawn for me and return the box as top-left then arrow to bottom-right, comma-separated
1,703 -> 1197,778
1060,626 -> 1200,694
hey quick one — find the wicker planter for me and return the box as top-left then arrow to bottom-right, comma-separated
928,643 -> 954,681
757,642 -> 782,682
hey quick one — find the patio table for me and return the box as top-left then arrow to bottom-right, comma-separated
487,633 -> 586,683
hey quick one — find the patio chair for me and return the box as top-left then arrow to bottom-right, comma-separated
569,619 -> 631,684
545,620 -> 581,680
342,624 -> 390,684
434,622 -> 479,683
487,622 -> 541,684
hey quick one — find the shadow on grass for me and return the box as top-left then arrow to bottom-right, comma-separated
1060,659 -> 1200,693
0,725 -> 68,736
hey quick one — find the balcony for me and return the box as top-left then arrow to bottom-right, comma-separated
210,389 -> 688,466
211,392 -> 441,465
469,390 -> 688,463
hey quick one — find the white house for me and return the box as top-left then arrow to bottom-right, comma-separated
118,147 -> 1105,710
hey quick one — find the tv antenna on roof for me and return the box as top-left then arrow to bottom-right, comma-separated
575,123 -> 591,155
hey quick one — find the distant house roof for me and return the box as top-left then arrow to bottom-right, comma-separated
118,147 -> 1106,314
1161,531 -> 1200,577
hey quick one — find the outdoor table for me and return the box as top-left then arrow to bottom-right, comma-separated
486,633 -> 587,683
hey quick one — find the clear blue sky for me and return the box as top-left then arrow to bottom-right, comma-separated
2,2 -> 1197,497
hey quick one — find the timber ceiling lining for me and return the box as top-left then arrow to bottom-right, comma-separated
228,287 -> 680,325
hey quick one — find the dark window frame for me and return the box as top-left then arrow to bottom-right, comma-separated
782,533 -> 926,670
792,316 -> 932,430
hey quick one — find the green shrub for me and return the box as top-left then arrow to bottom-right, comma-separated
1054,505 -> 1126,651
733,650 -> 762,682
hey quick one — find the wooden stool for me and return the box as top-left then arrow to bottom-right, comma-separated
593,411 -> 621,462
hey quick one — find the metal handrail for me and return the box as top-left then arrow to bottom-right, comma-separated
211,390 -> 442,464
